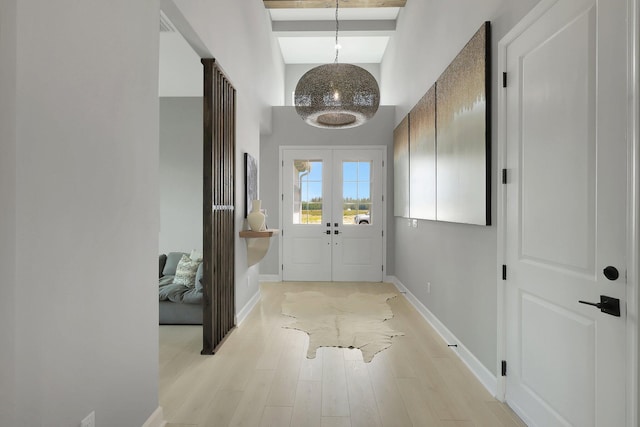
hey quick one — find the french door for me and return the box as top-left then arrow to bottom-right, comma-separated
281,147 -> 385,282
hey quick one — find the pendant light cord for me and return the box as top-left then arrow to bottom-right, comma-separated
334,0 -> 340,63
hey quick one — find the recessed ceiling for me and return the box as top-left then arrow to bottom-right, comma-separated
269,7 -> 401,64
277,36 -> 390,64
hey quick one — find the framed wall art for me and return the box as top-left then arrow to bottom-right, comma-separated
436,22 -> 491,225
244,152 -> 258,218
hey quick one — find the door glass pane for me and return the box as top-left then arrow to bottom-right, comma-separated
293,160 -> 323,224
343,161 -> 372,225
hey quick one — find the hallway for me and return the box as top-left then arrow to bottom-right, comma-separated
160,282 -> 525,426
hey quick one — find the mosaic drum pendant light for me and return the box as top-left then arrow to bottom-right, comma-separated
294,0 -> 380,129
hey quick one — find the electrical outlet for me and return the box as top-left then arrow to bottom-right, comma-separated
81,411 -> 95,427
427,282 -> 431,293
412,219 -> 418,228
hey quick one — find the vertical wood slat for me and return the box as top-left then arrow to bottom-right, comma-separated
201,58 -> 236,355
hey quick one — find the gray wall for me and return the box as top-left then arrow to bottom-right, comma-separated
285,63 -> 381,106
1,0 -> 160,425
0,0 -> 17,425
259,106 -> 396,276
381,0 -> 541,375
159,97 -> 203,255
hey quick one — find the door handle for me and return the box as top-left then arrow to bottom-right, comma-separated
603,266 -> 619,281
578,295 -> 621,317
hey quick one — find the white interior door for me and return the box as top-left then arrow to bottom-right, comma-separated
282,147 -> 385,282
503,1 -> 628,426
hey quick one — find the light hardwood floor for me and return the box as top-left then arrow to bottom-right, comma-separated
160,282 -> 525,427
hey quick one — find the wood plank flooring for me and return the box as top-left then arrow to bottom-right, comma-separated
160,282 -> 525,427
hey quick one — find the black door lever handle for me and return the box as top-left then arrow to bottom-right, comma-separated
578,295 -> 621,317
578,300 -> 599,308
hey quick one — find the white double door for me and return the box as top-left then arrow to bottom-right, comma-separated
281,147 -> 384,282
502,0 -> 629,425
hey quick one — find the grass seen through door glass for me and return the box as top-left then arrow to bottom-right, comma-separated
300,210 -> 366,224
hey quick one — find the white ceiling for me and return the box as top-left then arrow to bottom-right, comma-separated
270,7 -> 400,64
158,6 -> 401,96
277,36 -> 391,64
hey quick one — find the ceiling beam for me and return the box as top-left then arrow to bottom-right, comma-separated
264,0 -> 406,9
272,19 -> 396,35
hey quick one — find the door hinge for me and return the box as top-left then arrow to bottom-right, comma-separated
381,230 -> 384,237
282,160 -> 284,167
502,168 -> 507,184
382,195 -> 384,202
281,264 -> 284,271
501,360 -> 507,376
382,160 -> 385,167
502,265 -> 507,280
281,229 -> 284,237
382,265 -> 384,271
502,72 -> 507,88
281,194 -> 284,201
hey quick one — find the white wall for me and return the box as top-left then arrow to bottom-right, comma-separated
381,0 -> 540,374
284,63 -> 381,106
0,1 -> 17,425
159,97 -> 203,255
2,0 -> 161,425
159,31 -> 203,97
170,0 -> 285,312
259,106 -> 396,276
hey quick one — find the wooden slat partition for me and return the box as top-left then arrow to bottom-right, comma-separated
201,58 -> 236,355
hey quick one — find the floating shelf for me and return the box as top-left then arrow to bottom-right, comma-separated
239,229 -> 276,238
239,229 -> 279,266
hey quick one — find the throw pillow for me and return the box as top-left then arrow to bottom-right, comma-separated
190,249 -> 203,262
173,254 -> 201,287
163,252 -> 185,277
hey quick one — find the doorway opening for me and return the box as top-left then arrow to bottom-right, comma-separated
158,4 -> 236,355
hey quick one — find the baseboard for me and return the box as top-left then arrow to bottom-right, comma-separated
259,274 -> 281,282
142,407 -> 166,427
236,289 -> 261,325
388,275 -> 498,397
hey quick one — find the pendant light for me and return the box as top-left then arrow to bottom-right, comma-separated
294,0 -> 380,129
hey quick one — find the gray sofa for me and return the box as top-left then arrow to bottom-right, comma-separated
159,252 -> 203,325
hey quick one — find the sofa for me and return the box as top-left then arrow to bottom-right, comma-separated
159,252 -> 203,325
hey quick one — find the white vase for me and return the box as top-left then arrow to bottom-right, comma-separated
247,199 -> 266,231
